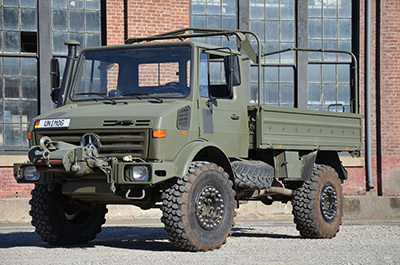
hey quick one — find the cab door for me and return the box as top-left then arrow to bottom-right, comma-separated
197,51 -> 247,157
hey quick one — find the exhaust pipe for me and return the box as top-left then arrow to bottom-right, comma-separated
57,40 -> 80,107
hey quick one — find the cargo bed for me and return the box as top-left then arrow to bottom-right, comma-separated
249,105 -> 362,152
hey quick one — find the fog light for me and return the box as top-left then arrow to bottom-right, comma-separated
126,166 -> 150,182
24,166 -> 40,181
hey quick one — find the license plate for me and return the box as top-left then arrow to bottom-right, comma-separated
36,119 -> 71,129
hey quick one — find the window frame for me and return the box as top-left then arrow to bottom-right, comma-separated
0,0 -> 106,152
0,1 -> 39,151
190,0 -> 358,112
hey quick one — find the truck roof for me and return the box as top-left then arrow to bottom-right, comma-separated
126,28 -> 259,63
81,40 -> 242,57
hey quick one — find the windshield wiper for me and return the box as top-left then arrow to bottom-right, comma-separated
147,96 -> 163,103
75,92 -> 127,105
122,93 -> 143,100
123,93 -> 163,103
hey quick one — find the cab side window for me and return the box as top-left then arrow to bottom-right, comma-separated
209,55 -> 232,99
199,51 -> 241,99
199,52 -> 209,98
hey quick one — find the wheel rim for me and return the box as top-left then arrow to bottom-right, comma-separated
320,183 -> 338,223
195,184 -> 224,230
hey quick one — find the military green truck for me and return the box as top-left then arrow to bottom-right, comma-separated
14,28 -> 362,251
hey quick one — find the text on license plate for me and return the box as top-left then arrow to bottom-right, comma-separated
36,119 -> 71,129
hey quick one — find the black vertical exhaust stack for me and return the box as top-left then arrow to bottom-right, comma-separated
56,40 -> 80,107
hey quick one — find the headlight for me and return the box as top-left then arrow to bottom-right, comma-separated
125,166 -> 150,182
24,166 -> 40,181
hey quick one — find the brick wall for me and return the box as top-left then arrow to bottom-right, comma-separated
106,0 -> 189,44
348,0 -> 400,196
377,0 -> 400,196
106,0 -> 126,45
0,168 -> 33,198
126,0 -> 189,38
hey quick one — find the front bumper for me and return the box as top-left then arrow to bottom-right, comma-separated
14,161 -> 175,185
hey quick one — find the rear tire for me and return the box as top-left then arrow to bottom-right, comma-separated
291,164 -> 343,239
161,161 -> 236,251
29,184 -> 107,245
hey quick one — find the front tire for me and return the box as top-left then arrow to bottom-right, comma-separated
29,184 -> 107,245
161,161 -> 236,251
291,164 -> 343,239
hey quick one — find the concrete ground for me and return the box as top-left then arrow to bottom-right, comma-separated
1,219 -> 400,264
0,196 -> 399,223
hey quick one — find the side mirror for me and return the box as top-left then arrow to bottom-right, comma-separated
50,58 -> 60,104
224,55 -> 241,87
50,58 -> 60,88
50,88 -> 60,104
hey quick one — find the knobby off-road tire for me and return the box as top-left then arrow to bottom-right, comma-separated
161,161 -> 236,251
291,164 -> 343,239
232,161 -> 274,190
29,184 -> 108,245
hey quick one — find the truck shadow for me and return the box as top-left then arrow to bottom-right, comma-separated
232,227 -> 300,239
92,226 -> 174,251
0,226 -> 299,250
0,226 -> 174,251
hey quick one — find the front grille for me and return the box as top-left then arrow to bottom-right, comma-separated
103,119 -> 151,127
34,129 -> 149,159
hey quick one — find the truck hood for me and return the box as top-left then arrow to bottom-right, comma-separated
32,100 -> 192,130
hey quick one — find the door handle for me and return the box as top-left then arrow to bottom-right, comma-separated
231,115 -> 239,120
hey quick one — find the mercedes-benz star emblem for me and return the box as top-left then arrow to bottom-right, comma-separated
80,133 -> 101,151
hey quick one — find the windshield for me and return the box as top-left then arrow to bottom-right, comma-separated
70,45 -> 191,101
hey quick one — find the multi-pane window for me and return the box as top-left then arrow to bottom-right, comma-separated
52,0 -> 102,80
250,0 -> 295,63
249,0 -> 296,106
259,66 -> 294,106
308,0 -> 351,61
307,0 -> 352,111
52,0 -> 101,55
307,63 -> 351,112
191,0 -> 237,48
0,0 -> 38,148
0,0 -> 102,150
189,0 -> 354,111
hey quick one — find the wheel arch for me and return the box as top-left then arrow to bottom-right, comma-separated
315,151 -> 347,180
174,141 -> 235,184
